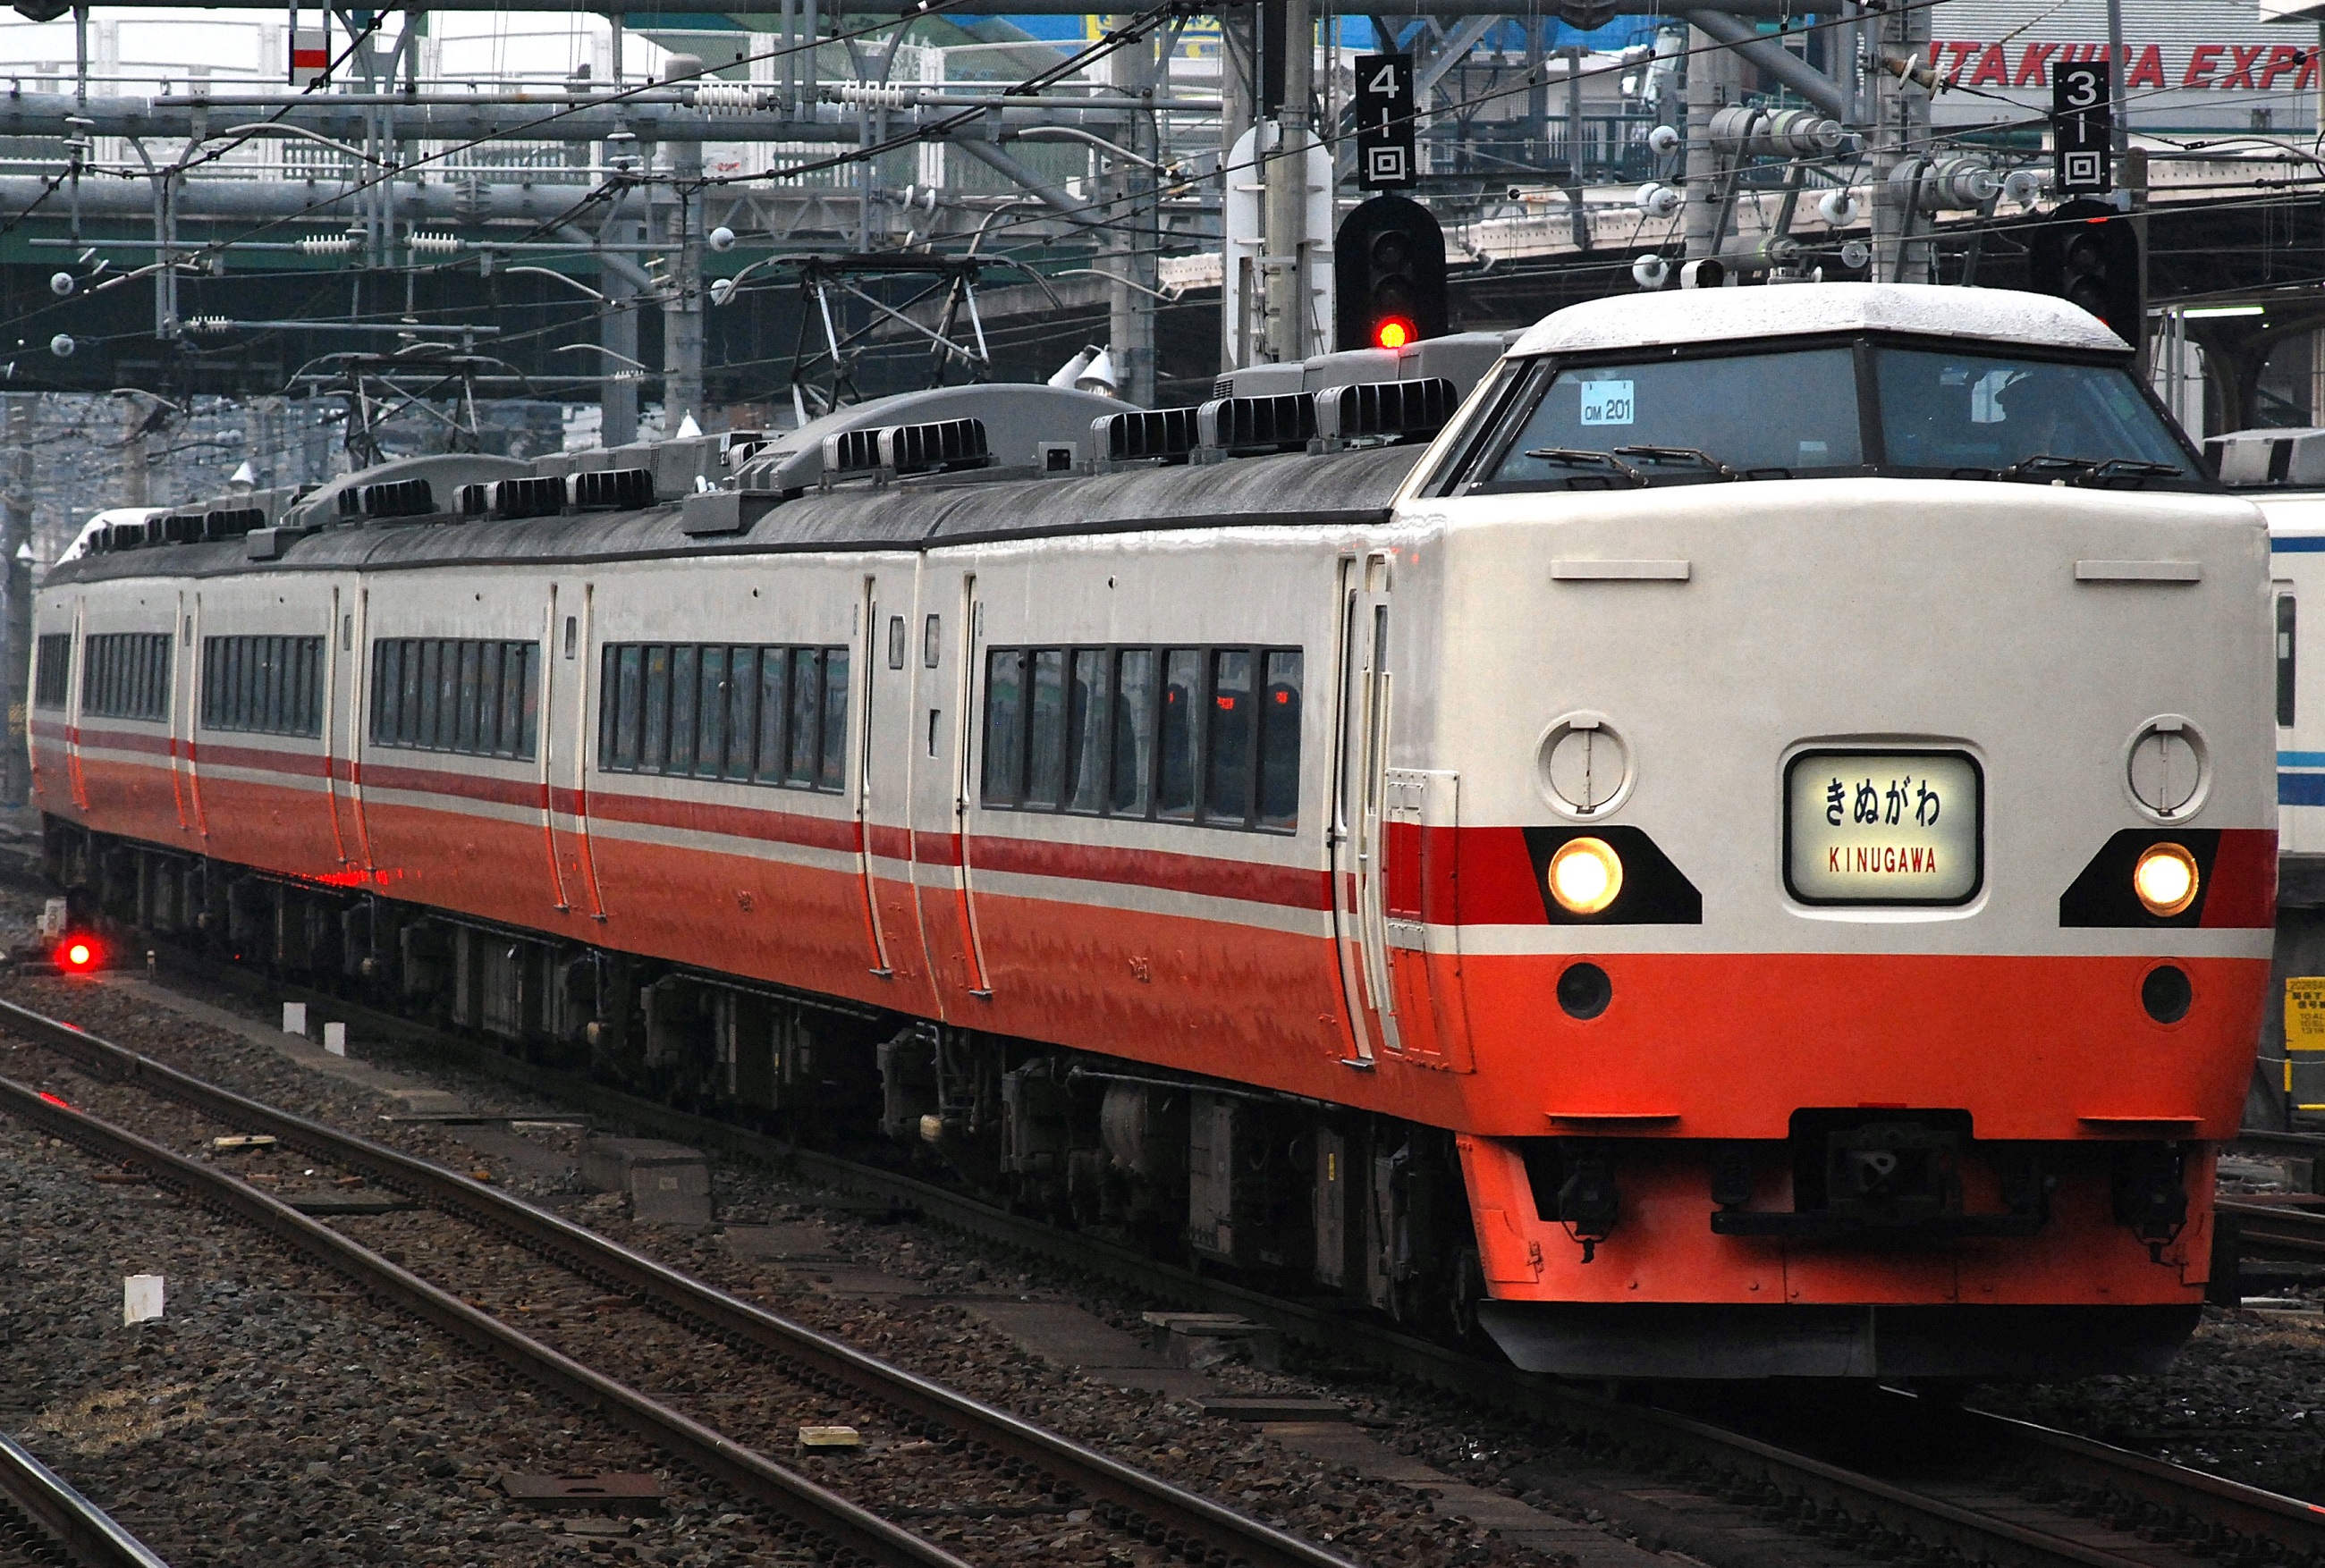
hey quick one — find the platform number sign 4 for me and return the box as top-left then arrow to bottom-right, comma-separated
2051,59 -> 2111,197
1355,53 -> 1416,190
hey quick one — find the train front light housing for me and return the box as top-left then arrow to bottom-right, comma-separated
2132,842 -> 2199,918
1549,837 -> 1625,915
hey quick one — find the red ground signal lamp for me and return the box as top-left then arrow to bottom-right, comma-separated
1374,316 -> 1416,350
57,935 -> 99,974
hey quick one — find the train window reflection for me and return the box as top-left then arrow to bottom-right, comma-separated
1873,349 -> 2186,475
1111,649 -> 1156,816
1067,648 -> 1108,814
1258,651 -> 1302,830
1479,348 -> 1861,489
1158,649 -> 1200,821
1204,649 -> 1255,825
1026,649 -> 1068,808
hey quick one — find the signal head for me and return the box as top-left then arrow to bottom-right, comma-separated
1374,316 -> 1415,350
57,934 -> 98,974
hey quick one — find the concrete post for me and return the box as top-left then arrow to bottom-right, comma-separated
1260,0 -> 1313,362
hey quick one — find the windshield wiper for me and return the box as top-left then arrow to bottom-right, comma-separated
1613,445 -> 1737,480
1523,448 -> 1644,487
1999,453 -> 2184,487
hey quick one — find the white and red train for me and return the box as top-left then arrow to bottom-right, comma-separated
34,282 -> 2273,1378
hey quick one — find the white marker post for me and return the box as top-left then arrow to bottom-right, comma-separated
123,1275 -> 164,1324
323,1021 -> 346,1058
282,1001 -> 308,1037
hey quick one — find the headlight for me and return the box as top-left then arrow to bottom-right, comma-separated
2132,842 -> 2199,918
1549,836 -> 1625,915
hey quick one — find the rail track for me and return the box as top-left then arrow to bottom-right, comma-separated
0,992 -> 1360,1568
0,1431 -> 172,1568
94,953 -> 2325,1568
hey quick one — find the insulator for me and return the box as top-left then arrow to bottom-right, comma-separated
1709,105 -> 1844,160
1816,187 -> 1860,226
832,82 -> 917,108
691,81 -> 768,113
406,232 -> 461,257
1635,181 -> 1680,219
1897,156 -> 2000,214
184,316 -> 234,336
299,234 -> 357,257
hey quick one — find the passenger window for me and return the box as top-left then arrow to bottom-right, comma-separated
1157,649 -> 1199,821
1110,649 -> 1154,816
755,651 -> 789,783
399,640 -> 423,745
1026,649 -> 1067,808
433,638 -> 460,748
982,649 -> 1026,805
614,647 -> 642,769
819,647 -> 849,791
1204,649 -> 1255,825
725,647 -> 758,780
1258,650 -> 1302,830
787,648 -> 822,786
669,645 -> 699,772
374,641 -> 402,742
454,642 -> 482,753
1066,648 -> 1108,814
478,642 -> 504,754
642,645 -> 672,771
514,644 -> 537,757
2281,593 -> 2298,729
887,615 -> 906,670
697,645 -> 728,776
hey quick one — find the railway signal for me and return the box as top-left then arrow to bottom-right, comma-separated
2027,198 -> 2142,350
1334,194 -> 1448,351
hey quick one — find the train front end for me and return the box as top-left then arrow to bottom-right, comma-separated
1410,284 -> 2273,1378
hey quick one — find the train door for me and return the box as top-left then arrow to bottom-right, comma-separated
168,591 -> 199,836
63,597 -> 88,811
856,576 -> 895,977
1331,552 -> 1399,1064
545,581 -> 604,919
908,570 -> 991,1009
951,576 -> 995,998
1382,769 -> 1473,1070
323,586 -> 359,867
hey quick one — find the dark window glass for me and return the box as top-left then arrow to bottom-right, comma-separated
1066,648 -> 1107,814
754,649 -> 788,783
33,634 -> 70,709
1873,348 -> 2189,475
397,640 -> 421,745
1204,648 -> 1255,825
669,645 -> 699,776
80,634 -> 171,721
2283,594 -> 2299,729
454,641 -> 481,753
642,645 -> 672,771
434,638 -> 461,748
373,641 -> 401,742
477,642 -> 504,755
696,645 -> 727,777
1157,649 -> 1199,821
982,649 -> 1026,805
417,641 -> 443,745
598,645 -> 619,766
514,644 -> 537,759
725,648 -> 758,780
1025,649 -> 1067,809
1110,649 -> 1155,816
787,648 -> 821,785
1258,650 -> 1302,830
293,638 -> 315,733
614,646 -> 642,769
819,647 -> 849,792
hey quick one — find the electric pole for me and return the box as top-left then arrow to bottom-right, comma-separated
1105,17 -> 1160,407
1261,0 -> 1314,362
3,394 -> 30,808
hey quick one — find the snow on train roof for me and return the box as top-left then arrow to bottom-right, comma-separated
1508,282 -> 2130,359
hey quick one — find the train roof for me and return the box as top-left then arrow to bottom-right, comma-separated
43,440 -> 1423,586
1508,282 -> 2130,360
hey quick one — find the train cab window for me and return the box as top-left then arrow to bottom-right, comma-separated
32,634 -> 71,710
82,632 -> 172,721
367,637 -> 537,759
984,642 -> 1300,833
204,634 -> 325,738
2281,593 -> 2298,729
1873,349 -> 2187,475
596,640 -> 845,795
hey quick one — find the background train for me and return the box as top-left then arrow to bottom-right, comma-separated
31,282 -> 2274,1379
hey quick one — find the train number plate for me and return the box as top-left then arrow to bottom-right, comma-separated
1784,750 -> 1983,906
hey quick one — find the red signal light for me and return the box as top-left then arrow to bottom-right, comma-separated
60,938 -> 97,973
1374,316 -> 1416,350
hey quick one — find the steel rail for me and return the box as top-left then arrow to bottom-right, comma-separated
0,1432 -> 173,1568
0,1069 -> 972,1568
2218,1196 -> 2325,1259
79,966 -> 2322,1567
0,996 -> 1358,1568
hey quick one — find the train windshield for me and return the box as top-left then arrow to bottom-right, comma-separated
1453,341 -> 2195,493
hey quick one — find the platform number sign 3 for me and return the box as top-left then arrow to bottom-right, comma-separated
2051,59 -> 2111,196
1355,53 -> 1416,190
